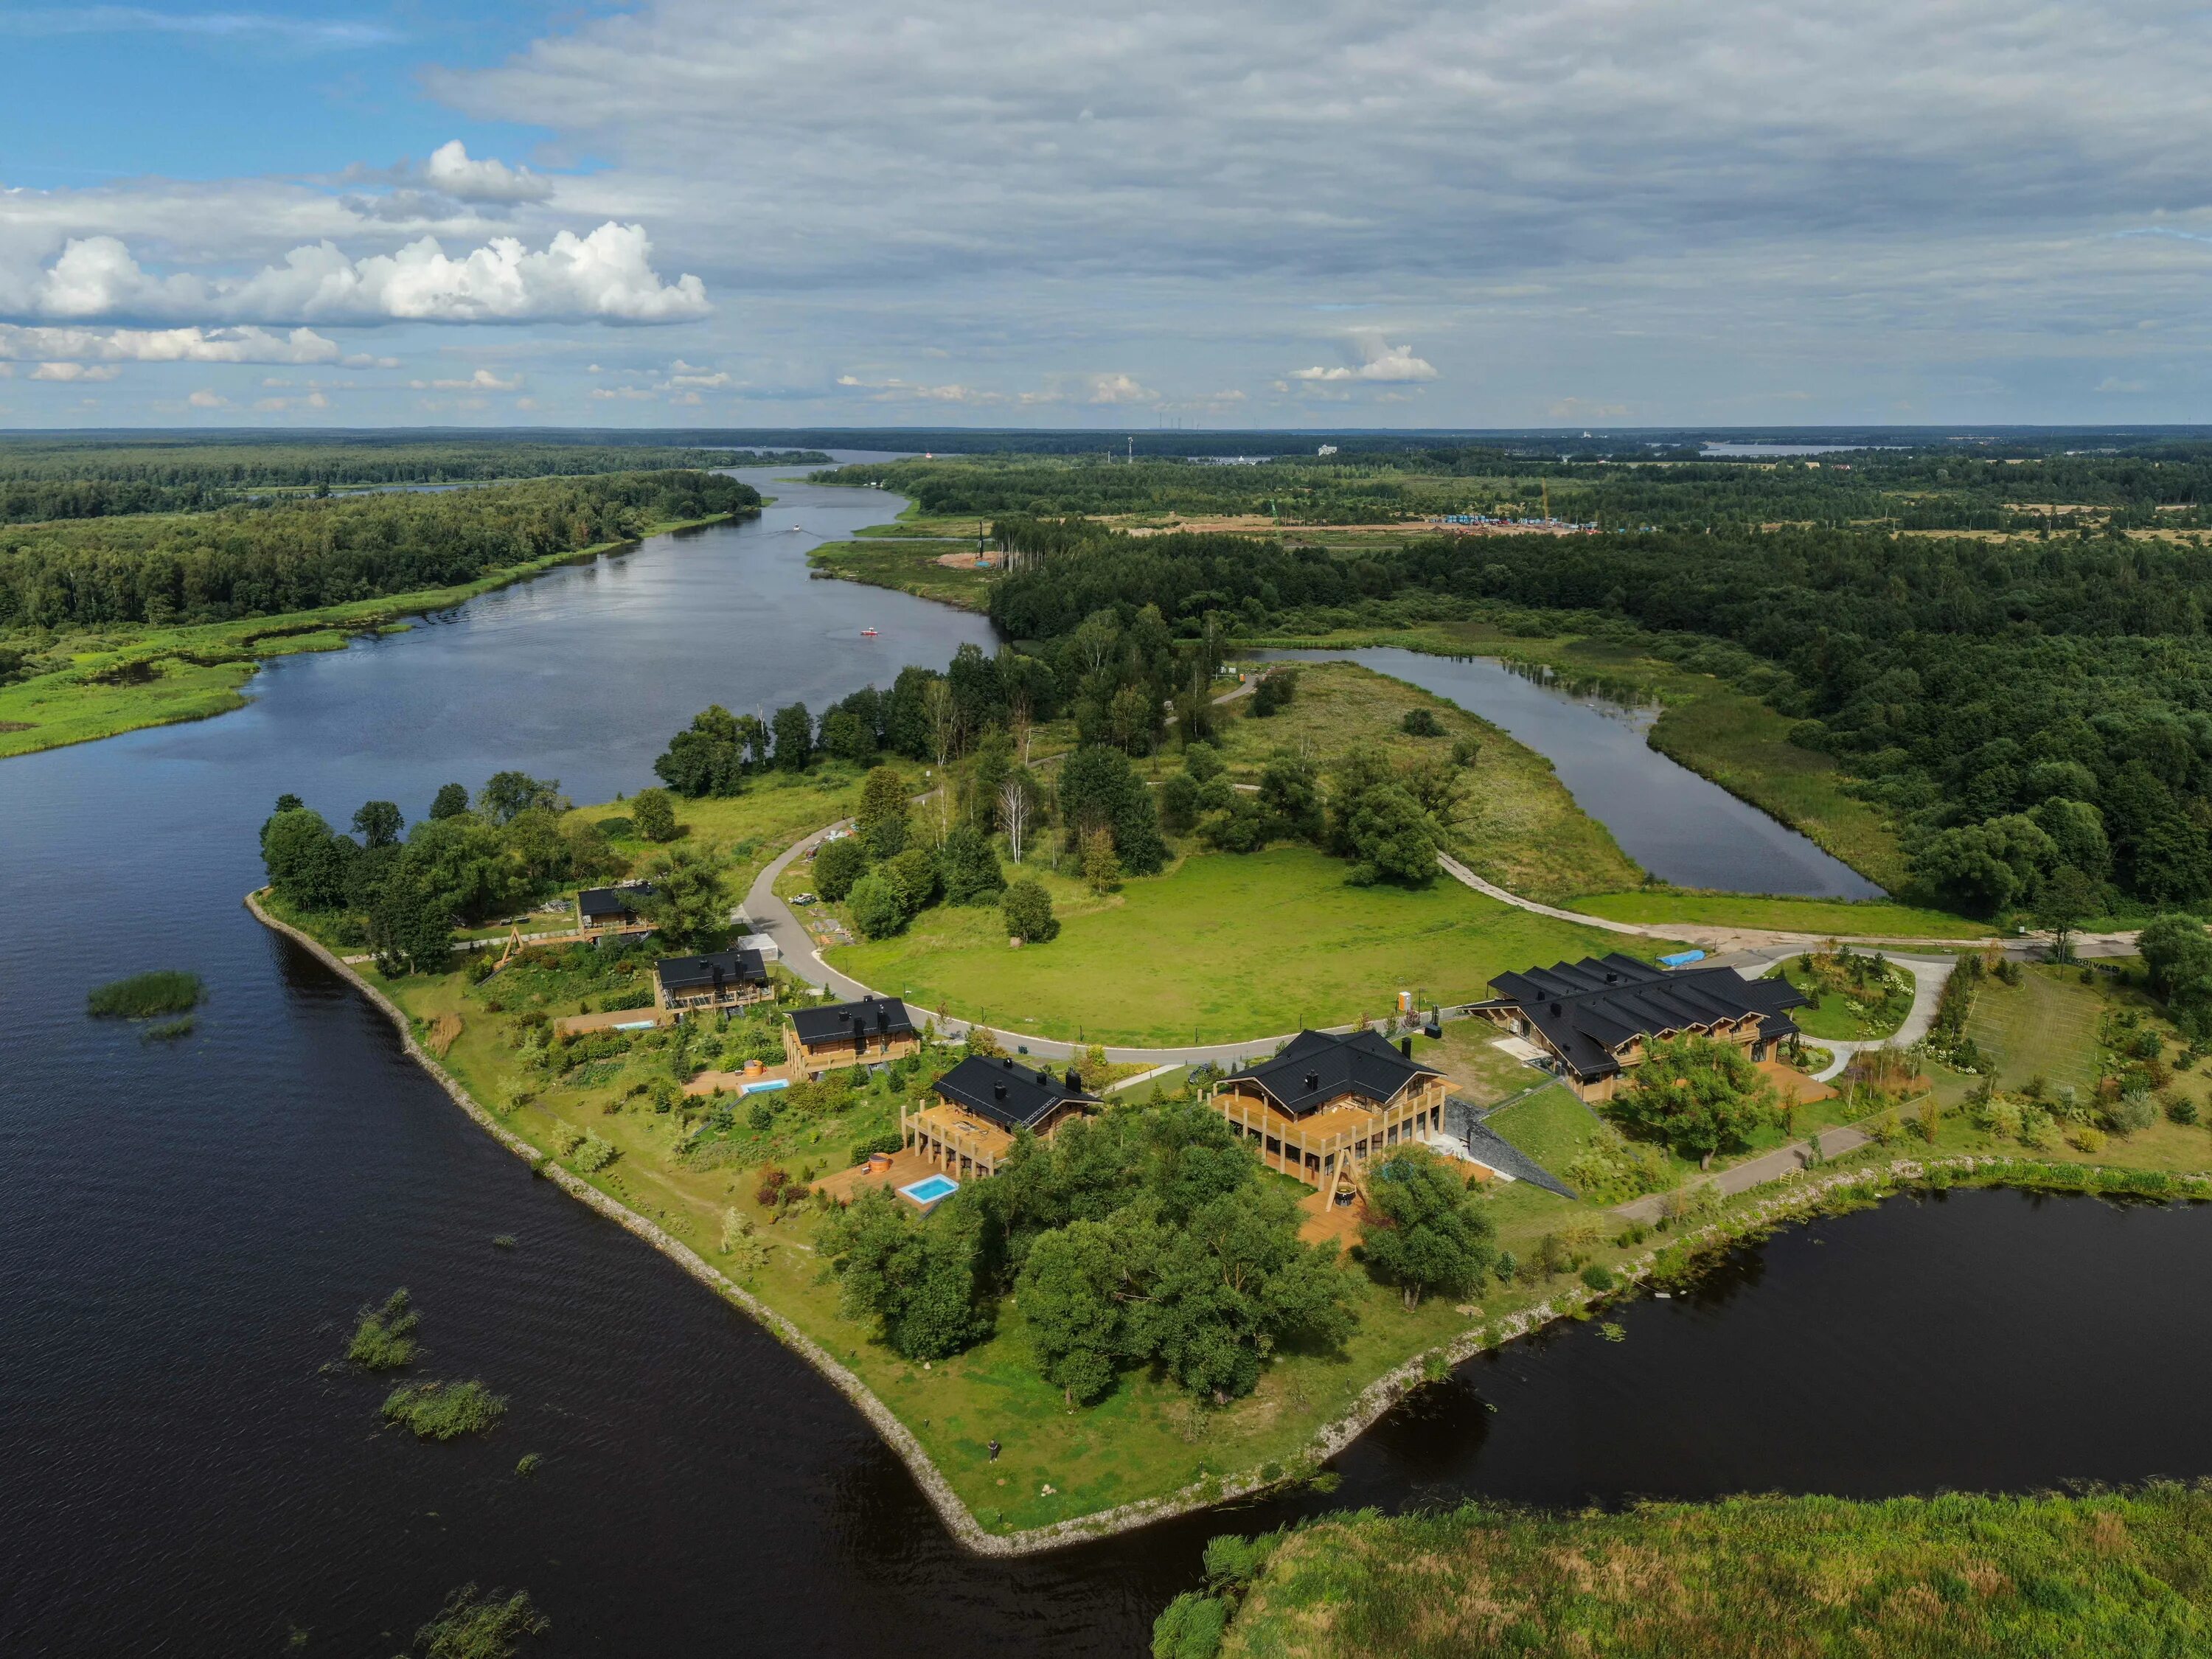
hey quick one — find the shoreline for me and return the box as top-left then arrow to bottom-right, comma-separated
246,888 -> 2199,1557
0,509 -> 747,763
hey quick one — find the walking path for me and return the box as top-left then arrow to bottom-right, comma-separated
1612,1119 -> 1894,1225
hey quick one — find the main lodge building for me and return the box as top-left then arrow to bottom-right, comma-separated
1476,953 -> 1806,1103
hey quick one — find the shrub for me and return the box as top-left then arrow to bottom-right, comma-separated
1400,707 -> 1444,737
1579,1263 -> 1616,1293
2104,1091 -> 2158,1135
2018,1106 -> 2058,1150
849,1129 -> 906,1165
381,1379 -> 507,1440
630,787 -> 679,843
813,835 -> 869,901
87,970 -> 204,1018
2067,1124 -> 2107,1154
1182,741 -> 1224,783
1450,735 -> 1483,768
2166,1096 -> 2202,1126
846,872 -> 911,939
756,1166 -> 791,1206
596,815 -> 634,839
1003,878 -> 1060,943
569,1133 -> 618,1172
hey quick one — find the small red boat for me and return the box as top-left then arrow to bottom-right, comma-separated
860,627 -> 879,637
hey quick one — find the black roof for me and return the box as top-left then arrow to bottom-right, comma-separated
1229,1029 -> 1442,1118
655,949 -> 767,994
789,995 -> 914,1046
933,1054 -> 1099,1133
1485,953 -> 1806,1082
580,883 -> 655,917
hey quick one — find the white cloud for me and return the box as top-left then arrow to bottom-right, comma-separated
1085,372 -> 1156,404
253,391 -> 333,411
410,368 -> 523,391
589,385 -> 656,400
1293,335 -> 1437,383
1,225 -> 709,326
30,361 -> 122,381
0,322 -> 340,364
0,7 -> 397,49
665,369 -> 732,388
188,389 -> 228,407
423,140 -> 554,205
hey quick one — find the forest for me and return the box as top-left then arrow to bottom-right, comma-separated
0,438 -> 815,524
0,469 -> 758,633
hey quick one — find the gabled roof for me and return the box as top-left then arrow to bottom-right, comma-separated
789,995 -> 914,1046
580,883 -> 655,917
655,949 -> 767,994
1228,1029 -> 1442,1119
932,1054 -> 1099,1133
1486,954 -> 1806,1082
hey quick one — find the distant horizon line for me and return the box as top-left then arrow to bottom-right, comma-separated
4,422 -> 2211,439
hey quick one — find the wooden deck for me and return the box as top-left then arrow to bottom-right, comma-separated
815,1146 -> 943,1205
1296,1186 -> 1374,1250
684,1062 -> 796,1098
1759,1059 -> 1837,1104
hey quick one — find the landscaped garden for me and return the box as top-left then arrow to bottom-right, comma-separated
1766,944 -> 1916,1041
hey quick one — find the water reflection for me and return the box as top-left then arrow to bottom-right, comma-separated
1251,646 -> 1882,898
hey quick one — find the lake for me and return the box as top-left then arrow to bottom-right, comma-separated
4,465 -> 2201,1655
1251,647 -> 1883,900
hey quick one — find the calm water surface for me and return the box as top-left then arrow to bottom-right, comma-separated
6,465 -> 2207,1655
1253,647 -> 1882,899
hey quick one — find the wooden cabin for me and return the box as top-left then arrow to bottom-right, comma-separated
903,1055 -> 1099,1179
1211,1029 -> 1450,1197
785,994 -> 919,1074
577,883 -> 655,936
653,948 -> 771,1015
1475,952 -> 1806,1103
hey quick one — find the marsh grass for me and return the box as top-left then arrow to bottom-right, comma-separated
87,969 -> 204,1018
407,1583 -> 547,1659
143,1016 -> 195,1041
347,1288 -> 420,1370
1210,1486 -> 2212,1658
382,1379 -> 506,1440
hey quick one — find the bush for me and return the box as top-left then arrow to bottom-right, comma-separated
813,835 -> 869,901
569,1133 -> 619,1172
87,970 -> 204,1018
630,787 -> 679,843
849,1129 -> 906,1165
1248,669 -> 1297,717
2166,1096 -> 2202,1126
1183,741 -> 1224,783
1003,877 -> 1060,943
846,872 -> 911,939
1400,707 -> 1444,737
2104,1092 -> 2158,1135
1579,1263 -> 1616,1293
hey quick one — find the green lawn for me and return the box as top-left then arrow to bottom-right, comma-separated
1482,1085 -> 1606,1172
1767,958 -> 1915,1041
1571,888 -> 1986,939
828,846 -> 1657,1047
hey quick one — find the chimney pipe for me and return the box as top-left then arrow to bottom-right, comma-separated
1400,1037 -> 1413,1060
993,1082 -> 1007,1101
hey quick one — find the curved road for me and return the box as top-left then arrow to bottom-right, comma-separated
744,828 -> 2134,1073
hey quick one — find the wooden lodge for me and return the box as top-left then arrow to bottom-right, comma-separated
902,1054 -> 1099,1180
653,948 -> 771,1016
577,883 -> 655,936
1474,952 -> 1806,1103
785,994 -> 919,1074
1211,1029 -> 1450,1200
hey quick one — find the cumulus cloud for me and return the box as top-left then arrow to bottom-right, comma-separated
187,389 -> 227,407
30,362 -> 122,381
0,225 -> 709,326
0,322 -> 340,364
0,7 -> 397,49
422,140 -> 554,205
1293,335 -> 1436,383
1085,372 -> 1157,404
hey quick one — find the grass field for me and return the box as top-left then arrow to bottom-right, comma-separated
1482,1085 -> 1607,1172
1209,661 -> 1644,903
0,512 -> 740,760
1208,1487 -> 2212,1658
1961,961 -> 2111,1095
804,536 -> 992,611
1570,888 -> 1985,939
827,845 -> 1652,1046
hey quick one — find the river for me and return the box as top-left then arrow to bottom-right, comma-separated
1251,647 -> 1882,899
4,462 -> 2206,1655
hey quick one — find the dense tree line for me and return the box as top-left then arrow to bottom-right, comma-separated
0,470 -> 758,631
0,441 -> 784,524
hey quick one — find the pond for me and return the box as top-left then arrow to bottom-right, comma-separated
4,467 -> 2202,1654
1251,647 -> 1883,900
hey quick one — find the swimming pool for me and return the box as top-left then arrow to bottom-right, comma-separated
898,1174 -> 959,1208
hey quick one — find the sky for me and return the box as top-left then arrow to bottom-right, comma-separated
3,0 -> 2211,430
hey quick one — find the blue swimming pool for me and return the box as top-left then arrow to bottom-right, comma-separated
898,1175 -> 959,1207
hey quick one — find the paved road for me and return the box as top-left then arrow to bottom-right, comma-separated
1612,1119 -> 1890,1224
